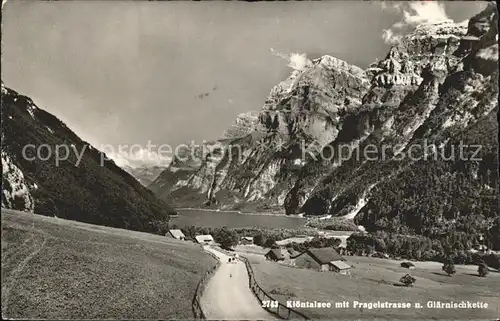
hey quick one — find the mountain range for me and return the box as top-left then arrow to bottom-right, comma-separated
122,165 -> 168,187
148,4 -> 499,247
2,4 -> 498,250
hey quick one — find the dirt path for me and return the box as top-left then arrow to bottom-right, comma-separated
2,234 -> 47,315
200,246 -> 278,320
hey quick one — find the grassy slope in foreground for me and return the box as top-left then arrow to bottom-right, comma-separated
1,209 -> 217,319
248,254 -> 500,320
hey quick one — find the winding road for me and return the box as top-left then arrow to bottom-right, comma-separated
200,246 -> 278,320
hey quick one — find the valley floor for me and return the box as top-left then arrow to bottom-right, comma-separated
1,209 -> 217,319
237,247 -> 500,320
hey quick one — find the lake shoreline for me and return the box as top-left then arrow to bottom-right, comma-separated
176,207 -> 301,217
170,208 -> 309,229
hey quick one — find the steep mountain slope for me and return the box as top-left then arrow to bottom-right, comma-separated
123,165 -> 168,187
293,4 -> 499,238
1,84 -> 176,233
150,5 -> 498,247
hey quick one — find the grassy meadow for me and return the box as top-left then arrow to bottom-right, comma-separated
1,209 -> 217,319
246,252 -> 500,320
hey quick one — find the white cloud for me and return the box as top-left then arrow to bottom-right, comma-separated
380,1 -> 452,45
270,48 -> 312,71
403,1 -> 451,25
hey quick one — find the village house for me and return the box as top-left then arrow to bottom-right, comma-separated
240,236 -> 254,245
264,248 -> 287,262
294,248 -> 345,272
284,248 -> 301,266
329,260 -> 352,275
166,229 -> 185,240
195,234 -> 215,245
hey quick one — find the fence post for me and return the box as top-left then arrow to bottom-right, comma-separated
239,254 -> 310,321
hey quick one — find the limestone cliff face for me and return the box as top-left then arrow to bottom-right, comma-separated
257,56 -> 369,148
150,4 -> 498,235
284,17 -> 472,213
150,55 -> 370,211
291,4 -> 499,236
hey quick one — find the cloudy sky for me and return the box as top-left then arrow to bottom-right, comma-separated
2,1 -> 486,166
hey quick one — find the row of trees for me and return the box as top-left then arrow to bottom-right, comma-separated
174,223 -> 347,252
284,237 -> 343,252
305,217 -> 359,231
175,225 -> 318,249
346,230 -> 500,266
394,261 -> 488,289
346,231 -> 500,271
442,260 -> 490,277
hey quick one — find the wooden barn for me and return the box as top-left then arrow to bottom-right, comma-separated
264,248 -> 287,262
329,260 -> 352,275
240,236 -> 254,245
195,234 -> 215,245
166,229 -> 185,240
294,248 -> 345,272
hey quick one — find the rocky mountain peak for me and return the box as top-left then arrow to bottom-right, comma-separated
363,18 -> 470,109
314,55 -> 367,79
255,54 -> 370,146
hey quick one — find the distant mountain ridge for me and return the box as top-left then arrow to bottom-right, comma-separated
149,4 -> 499,248
1,83 -> 176,234
123,165 -> 168,187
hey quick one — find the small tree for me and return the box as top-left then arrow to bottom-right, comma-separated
478,263 -> 489,277
442,262 -> 456,276
253,232 -> 266,246
216,227 -> 239,250
399,274 -> 416,287
263,236 -> 277,248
